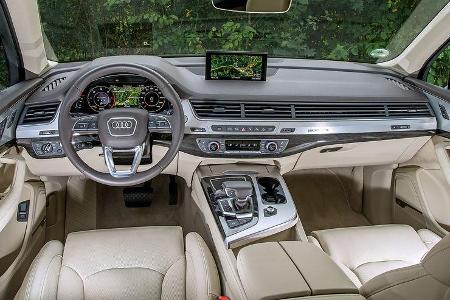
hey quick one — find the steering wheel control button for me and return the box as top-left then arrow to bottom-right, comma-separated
148,115 -> 171,130
264,206 -> 278,217
74,122 -> 88,130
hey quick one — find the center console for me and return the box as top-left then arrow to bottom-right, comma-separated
198,165 -> 298,248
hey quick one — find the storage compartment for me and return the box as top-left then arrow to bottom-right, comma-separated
237,241 -> 359,300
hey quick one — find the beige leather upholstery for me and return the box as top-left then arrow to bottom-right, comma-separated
311,225 -> 441,287
15,226 -> 220,300
237,241 -> 358,300
361,234 -> 450,300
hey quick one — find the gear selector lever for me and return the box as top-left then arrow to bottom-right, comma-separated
222,181 -> 253,211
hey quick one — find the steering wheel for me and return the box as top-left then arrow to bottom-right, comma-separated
59,64 -> 184,186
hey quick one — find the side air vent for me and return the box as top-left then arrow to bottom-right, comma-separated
386,103 -> 433,117
190,100 -> 433,120
385,78 -> 413,91
41,77 -> 67,92
21,103 -> 60,125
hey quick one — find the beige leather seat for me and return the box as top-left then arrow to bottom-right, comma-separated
311,225 -> 450,300
310,225 -> 441,287
15,226 -> 220,300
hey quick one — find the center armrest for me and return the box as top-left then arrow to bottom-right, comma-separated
237,241 -> 359,300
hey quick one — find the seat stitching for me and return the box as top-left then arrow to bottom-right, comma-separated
60,264 -> 85,299
82,266 -> 166,280
194,233 -> 211,295
38,254 -> 62,299
353,259 -> 413,271
24,242 -> 56,300
364,272 -> 428,297
161,256 -> 185,298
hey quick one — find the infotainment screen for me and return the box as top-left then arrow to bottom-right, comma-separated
206,51 -> 267,81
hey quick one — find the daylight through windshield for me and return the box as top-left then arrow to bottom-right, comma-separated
38,0 -> 448,63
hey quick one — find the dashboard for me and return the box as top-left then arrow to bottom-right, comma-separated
15,56 -> 440,162
71,74 -> 173,115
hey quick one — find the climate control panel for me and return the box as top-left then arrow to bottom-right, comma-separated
196,138 -> 288,155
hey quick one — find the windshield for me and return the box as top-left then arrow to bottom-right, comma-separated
38,0 -> 448,64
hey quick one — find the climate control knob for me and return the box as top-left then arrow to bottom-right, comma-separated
265,142 -> 278,152
208,141 -> 220,152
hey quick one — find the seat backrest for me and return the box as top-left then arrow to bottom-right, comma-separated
361,234 -> 450,300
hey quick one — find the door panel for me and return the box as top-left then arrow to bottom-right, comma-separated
0,154 -> 46,299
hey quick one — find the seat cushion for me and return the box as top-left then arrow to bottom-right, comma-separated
311,225 -> 440,287
16,226 -> 221,300
58,226 -> 186,299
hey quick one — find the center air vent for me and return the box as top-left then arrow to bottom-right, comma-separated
21,103 -> 60,125
41,77 -> 67,92
190,100 -> 433,120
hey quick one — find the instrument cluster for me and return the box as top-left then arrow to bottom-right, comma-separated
70,74 -> 172,115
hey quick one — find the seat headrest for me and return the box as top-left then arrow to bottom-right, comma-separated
422,233 -> 450,286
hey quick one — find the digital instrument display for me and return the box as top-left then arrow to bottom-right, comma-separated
110,85 -> 142,107
225,140 -> 261,151
73,75 -> 169,114
206,51 -> 267,81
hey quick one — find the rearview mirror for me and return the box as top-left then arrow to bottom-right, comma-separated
212,0 -> 292,13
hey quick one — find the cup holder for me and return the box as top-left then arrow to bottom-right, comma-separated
257,177 -> 286,204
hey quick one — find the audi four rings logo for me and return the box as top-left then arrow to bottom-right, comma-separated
111,120 -> 133,129
107,117 -> 137,136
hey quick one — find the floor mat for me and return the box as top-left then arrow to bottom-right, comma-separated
65,175 -> 180,236
284,169 -> 370,234
96,175 -> 180,229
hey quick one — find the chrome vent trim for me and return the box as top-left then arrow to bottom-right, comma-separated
41,77 -> 67,92
190,100 -> 434,120
20,103 -> 60,125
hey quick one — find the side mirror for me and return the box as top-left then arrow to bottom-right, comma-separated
212,0 -> 292,13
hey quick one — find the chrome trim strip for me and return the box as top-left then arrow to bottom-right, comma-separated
16,99 -> 437,140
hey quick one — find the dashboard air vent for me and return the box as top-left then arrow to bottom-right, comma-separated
244,103 -> 293,119
190,100 -> 241,118
21,103 -> 59,125
190,100 -> 433,120
41,77 -> 67,92
295,103 -> 386,119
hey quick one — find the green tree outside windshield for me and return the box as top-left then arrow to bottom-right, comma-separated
37,0 -> 448,64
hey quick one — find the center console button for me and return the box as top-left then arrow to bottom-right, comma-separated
266,142 -> 278,152
208,141 -> 220,152
227,219 -> 241,229
264,206 -> 278,217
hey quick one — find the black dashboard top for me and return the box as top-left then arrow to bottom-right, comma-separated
26,56 -> 428,105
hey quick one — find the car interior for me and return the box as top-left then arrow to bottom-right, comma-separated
0,0 -> 450,299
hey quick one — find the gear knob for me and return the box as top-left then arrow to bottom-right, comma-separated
222,181 -> 253,200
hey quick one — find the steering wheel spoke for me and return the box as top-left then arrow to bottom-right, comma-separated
148,113 -> 173,134
103,143 -> 145,178
72,115 -> 99,135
